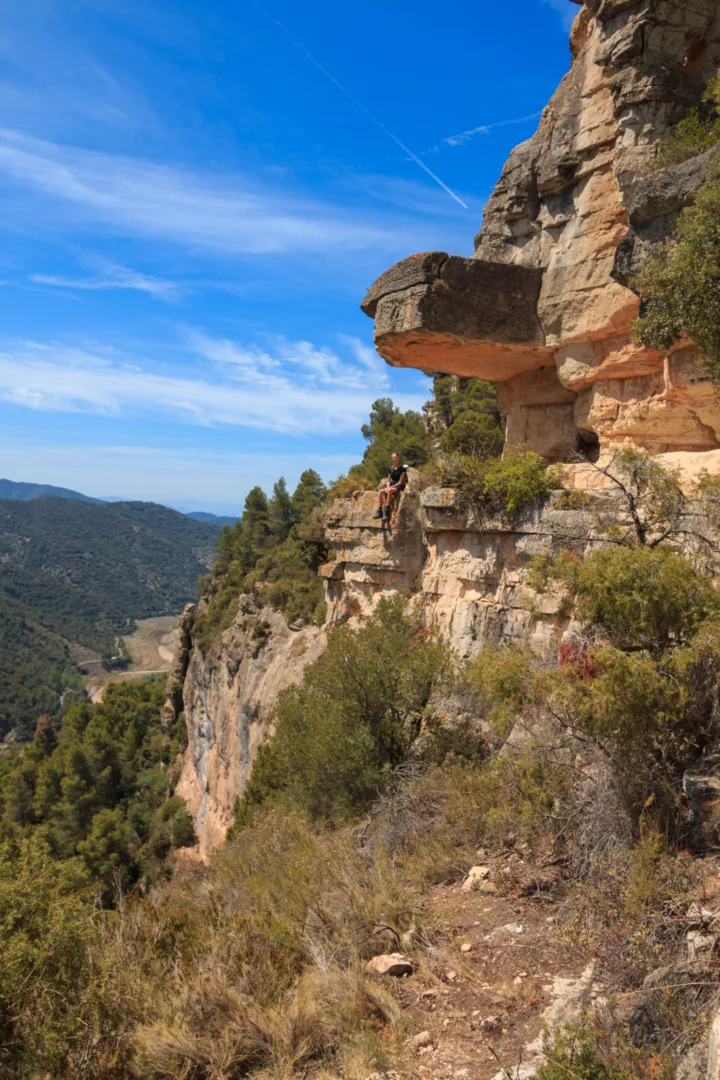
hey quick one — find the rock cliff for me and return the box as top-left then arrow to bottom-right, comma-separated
362,0 -> 720,469
175,602 -> 324,858
176,0 -> 720,855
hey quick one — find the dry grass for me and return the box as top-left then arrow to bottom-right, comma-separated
95,812 -> 425,1080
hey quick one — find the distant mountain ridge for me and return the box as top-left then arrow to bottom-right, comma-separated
0,478 -> 238,526
0,478 -> 102,503
185,510 -> 238,526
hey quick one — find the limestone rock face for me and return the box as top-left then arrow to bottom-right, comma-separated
176,602 -> 324,858
361,0 -> 720,474
321,486 -> 595,661
321,488 -> 425,623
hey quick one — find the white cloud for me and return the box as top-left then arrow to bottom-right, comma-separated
0,334 -> 423,435
539,0 -> 577,31
30,261 -> 183,300
438,112 -> 543,151
0,128 -> 413,256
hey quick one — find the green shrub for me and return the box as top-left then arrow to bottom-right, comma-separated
555,546 -> 716,654
536,1013 -> 673,1080
235,596 -> 451,823
440,450 -> 560,519
633,155 -> 720,380
465,644 -> 540,736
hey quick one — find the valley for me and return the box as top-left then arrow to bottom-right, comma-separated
87,615 -> 180,703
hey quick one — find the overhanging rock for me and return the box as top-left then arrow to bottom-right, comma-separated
361,252 -> 551,382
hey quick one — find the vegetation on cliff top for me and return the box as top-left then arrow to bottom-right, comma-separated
633,73 -> 720,378
192,468 -> 328,649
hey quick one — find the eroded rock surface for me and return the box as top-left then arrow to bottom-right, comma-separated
362,0 -> 720,470
176,602 -> 324,857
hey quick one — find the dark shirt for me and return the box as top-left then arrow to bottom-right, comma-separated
388,464 -> 408,488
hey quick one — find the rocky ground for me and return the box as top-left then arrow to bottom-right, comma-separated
369,852 -> 720,1080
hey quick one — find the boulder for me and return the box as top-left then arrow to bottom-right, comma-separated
365,953 -> 414,977
461,865 -> 491,892
684,749 -> 720,850
410,1030 -> 433,1051
629,962 -> 716,1051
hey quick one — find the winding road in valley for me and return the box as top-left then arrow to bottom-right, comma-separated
87,615 -> 179,704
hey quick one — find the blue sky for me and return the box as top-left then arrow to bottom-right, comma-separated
0,0 -> 576,514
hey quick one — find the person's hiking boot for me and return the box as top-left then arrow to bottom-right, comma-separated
383,506 -> 391,522
373,508 -> 383,520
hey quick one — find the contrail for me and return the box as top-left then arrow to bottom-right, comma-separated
249,0 -> 470,211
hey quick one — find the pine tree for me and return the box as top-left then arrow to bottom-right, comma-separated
291,470 -> 324,523
268,478 -> 294,544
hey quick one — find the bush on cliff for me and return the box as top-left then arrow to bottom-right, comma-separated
235,596 -> 454,823
440,450 -> 561,519
653,72 -> 720,169
633,80 -> 720,380
474,544 -> 720,815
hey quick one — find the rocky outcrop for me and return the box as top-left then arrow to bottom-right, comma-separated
176,601 -> 324,857
321,485 -> 594,660
178,0 -> 720,856
361,0 -> 720,468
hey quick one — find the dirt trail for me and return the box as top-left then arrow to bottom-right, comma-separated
392,880 -> 592,1080
87,616 -> 179,704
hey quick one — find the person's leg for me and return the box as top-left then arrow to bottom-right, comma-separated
374,486 -> 388,519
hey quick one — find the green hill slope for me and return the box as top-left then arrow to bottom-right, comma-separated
0,497 -> 219,740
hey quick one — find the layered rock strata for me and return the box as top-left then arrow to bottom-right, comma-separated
361,0 -> 720,468
323,487 -> 592,660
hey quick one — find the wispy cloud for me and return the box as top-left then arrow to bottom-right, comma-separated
0,333 -> 420,435
0,129 -> 414,256
539,0 -> 577,31
30,261 -> 183,301
437,112 -> 543,151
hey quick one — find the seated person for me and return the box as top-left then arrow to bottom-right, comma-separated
374,452 -> 408,521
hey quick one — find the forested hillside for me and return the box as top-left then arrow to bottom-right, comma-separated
0,498 -> 220,740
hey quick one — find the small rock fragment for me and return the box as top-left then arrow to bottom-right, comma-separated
366,953 -> 414,977
687,930 -> 717,961
446,970 -> 458,981
460,943 -> 473,953
411,1031 -> 433,1051
480,1015 -> 502,1032
461,865 -> 491,892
